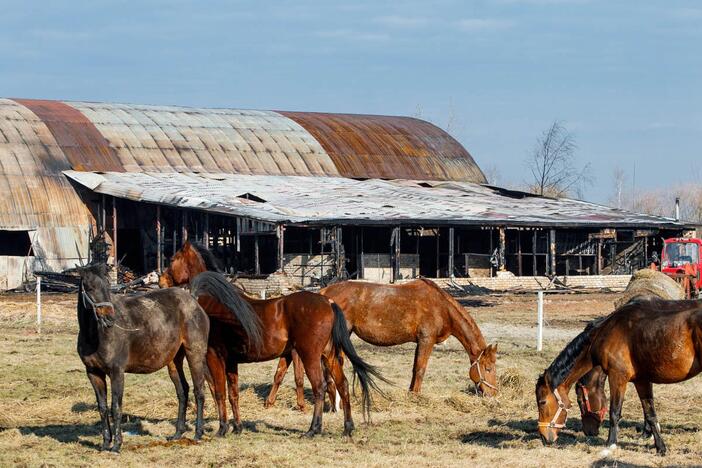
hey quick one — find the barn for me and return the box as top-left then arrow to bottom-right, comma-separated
0,98 -> 689,291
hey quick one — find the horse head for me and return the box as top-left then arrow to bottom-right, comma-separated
535,372 -> 572,445
159,241 -> 206,288
77,263 -> 116,328
575,366 -> 608,436
469,343 -> 498,396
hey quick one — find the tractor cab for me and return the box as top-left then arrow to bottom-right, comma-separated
660,238 -> 702,298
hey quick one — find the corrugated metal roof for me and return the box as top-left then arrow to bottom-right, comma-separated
64,170 -> 686,229
280,111 -> 486,183
0,99 -> 93,229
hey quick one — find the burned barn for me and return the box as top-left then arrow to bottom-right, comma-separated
0,98 -> 690,290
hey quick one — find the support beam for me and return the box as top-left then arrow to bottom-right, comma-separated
254,235 -> 260,275
156,205 -> 162,272
532,230 -> 537,276
517,230 -> 523,276
203,213 -> 210,247
392,226 -> 401,282
435,228 -> 440,278
498,227 -> 506,271
448,227 -> 455,277
549,229 -> 557,276
182,210 -> 188,242
112,196 -> 118,267
277,224 -> 285,272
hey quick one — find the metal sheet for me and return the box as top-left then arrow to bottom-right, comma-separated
279,111 -> 486,183
64,170 -> 686,229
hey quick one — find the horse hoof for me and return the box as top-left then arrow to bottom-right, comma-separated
296,404 -> 307,412
109,445 -> 121,454
302,431 -> 317,438
263,401 -> 274,409
232,423 -> 243,435
194,431 -> 204,441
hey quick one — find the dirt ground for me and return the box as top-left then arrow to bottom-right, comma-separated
1,290 -> 701,467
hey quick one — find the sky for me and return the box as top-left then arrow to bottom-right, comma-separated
0,0 -> 700,205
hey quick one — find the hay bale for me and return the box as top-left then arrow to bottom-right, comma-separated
614,268 -> 685,308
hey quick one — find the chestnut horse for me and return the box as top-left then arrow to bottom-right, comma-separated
265,278 -> 498,408
576,366 -> 655,438
160,242 -> 386,437
536,297 -> 702,455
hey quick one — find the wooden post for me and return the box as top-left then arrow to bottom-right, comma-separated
204,213 -> 210,248
112,196 -> 118,267
517,230 -> 523,276
549,229 -> 557,276
533,230 -> 538,276
448,227 -> 455,277
156,205 -> 162,272
277,224 -> 285,272
537,291 -> 544,351
435,228 -> 440,278
182,211 -> 188,242
392,226 -> 401,282
360,227 -> 365,279
597,239 -> 602,274
254,235 -> 260,275
498,227 -> 506,271
101,194 -> 106,233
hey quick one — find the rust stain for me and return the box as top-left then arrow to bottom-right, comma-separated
279,111 -> 486,183
12,99 -> 123,172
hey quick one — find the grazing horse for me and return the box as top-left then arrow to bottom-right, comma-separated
75,263 -> 216,452
535,297 -> 702,455
265,279 -> 498,408
160,242 -> 387,437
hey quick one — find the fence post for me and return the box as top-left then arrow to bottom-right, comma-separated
537,290 -> 544,351
36,276 -> 42,334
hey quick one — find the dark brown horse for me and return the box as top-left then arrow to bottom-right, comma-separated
266,278 -> 498,409
77,263 -> 236,452
536,297 -> 702,455
160,242 -> 386,437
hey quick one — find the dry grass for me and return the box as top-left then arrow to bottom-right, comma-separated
1,291 -> 701,467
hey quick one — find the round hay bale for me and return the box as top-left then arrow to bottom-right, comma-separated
614,268 -> 685,309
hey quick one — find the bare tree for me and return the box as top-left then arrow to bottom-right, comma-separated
610,167 -> 626,209
482,163 -> 502,186
526,121 -> 591,197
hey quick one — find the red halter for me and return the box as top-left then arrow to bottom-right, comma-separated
577,382 -> 607,422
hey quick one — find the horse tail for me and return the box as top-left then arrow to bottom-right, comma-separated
330,301 -> 390,421
190,271 -> 263,351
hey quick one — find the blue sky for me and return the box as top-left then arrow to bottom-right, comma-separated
1,0 -> 700,203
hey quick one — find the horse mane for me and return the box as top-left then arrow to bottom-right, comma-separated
189,242 -> 222,272
545,316 -> 605,388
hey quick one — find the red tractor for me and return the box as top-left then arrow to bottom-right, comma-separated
659,237 -> 702,299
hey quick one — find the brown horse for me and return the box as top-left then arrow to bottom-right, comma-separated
576,366 -> 654,438
77,263 -> 216,452
265,279 -> 498,408
160,242 -> 386,437
536,297 -> 702,455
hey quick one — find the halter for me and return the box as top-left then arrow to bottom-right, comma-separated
538,386 -> 569,429
470,349 -> 497,393
577,382 -> 607,422
81,286 -> 139,331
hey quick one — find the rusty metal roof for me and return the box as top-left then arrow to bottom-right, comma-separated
6,99 -> 485,182
0,99 -> 93,230
64,170 -> 686,229
279,111 -> 486,182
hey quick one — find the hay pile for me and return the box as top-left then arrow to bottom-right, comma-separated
614,268 -> 685,308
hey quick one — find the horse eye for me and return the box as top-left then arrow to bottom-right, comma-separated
538,400 -> 547,405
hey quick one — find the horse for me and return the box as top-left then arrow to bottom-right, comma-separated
264,279 -> 498,409
76,263 -> 219,452
159,242 -> 387,437
535,297 -> 702,455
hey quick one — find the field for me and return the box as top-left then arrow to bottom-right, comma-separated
1,290 -> 701,467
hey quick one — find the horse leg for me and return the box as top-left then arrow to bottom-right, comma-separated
324,354 -> 353,436
293,350 -> 308,412
166,349 -> 189,440
225,361 -> 243,434
109,369 -> 125,453
324,363 -> 339,413
207,348 -> 229,437
634,381 -> 666,455
264,356 -> 290,409
86,368 -> 112,450
184,348 -> 206,440
409,338 -> 435,393
300,353 -> 325,437
605,374 -> 628,451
